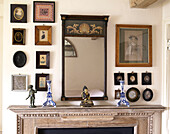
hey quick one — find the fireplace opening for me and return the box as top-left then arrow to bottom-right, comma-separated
38,127 -> 134,134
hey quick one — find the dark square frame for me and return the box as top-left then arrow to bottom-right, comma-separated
115,89 -> 121,99
35,26 -> 52,45
12,28 -> 26,45
128,72 -> 138,85
33,1 -> 55,23
10,4 -> 27,23
114,73 -> 124,85
36,51 -> 50,69
35,73 -> 49,91
142,72 -> 152,85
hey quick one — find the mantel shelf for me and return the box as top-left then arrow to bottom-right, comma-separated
8,105 -> 166,114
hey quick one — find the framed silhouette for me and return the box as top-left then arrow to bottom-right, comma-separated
35,26 -> 52,45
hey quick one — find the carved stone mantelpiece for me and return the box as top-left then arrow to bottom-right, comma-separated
8,105 -> 165,134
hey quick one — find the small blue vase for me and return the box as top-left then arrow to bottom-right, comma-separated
43,80 -> 56,107
117,80 -> 130,107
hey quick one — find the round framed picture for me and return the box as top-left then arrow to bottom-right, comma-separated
126,87 -> 140,102
143,88 -> 153,101
13,51 -> 27,68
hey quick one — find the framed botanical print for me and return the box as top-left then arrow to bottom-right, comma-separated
33,1 -> 55,23
36,51 -> 50,69
35,73 -> 49,91
12,28 -> 26,45
12,75 -> 28,91
142,72 -> 152,85
116,24 -> 152,67
35,26 -> 52,45
128,72 -> 138,85
114,72 -> 124,85
10,4 -> 27,23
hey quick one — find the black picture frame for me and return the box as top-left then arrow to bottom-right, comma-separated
12,28 -> 26,45
143,88 -> 153,101
128,72 -> 138,85
115,89 -> 121,99
33,1 -> 55,23
114,73 -> 124,85
142,72 -> 152,85
35,73 -> 49,91
13,51 -> 27,68
10,4 -> 27,23
36,51 -> 50,69
126,87 -> 140,102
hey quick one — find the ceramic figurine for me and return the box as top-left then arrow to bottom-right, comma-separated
80,86 -> 94,107
26,85 -> 37,108
43,80 -> 56,107
117,80 -> 130,107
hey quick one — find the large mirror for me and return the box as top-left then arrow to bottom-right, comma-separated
61,15 -> 109,101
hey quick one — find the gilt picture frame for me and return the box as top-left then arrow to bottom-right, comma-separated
12,28 -> 26,45
36,51 -> 50,69
10,4 -> 27,23
11,75 -> 28,91
35,26 -> 52,45
33,1 -> 55,23
116,24 -> 152,67
35,73 -> 49,91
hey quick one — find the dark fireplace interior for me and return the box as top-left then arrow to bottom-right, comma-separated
38,127 -> 134,134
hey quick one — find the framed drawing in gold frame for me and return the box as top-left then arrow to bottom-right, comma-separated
12,28 -> 26,45
35,26 -> 52,45
116,24 -> 152,67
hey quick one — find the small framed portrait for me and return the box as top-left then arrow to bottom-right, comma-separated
12,75 -> 28,91
116,24 -> 152,67
115,89 -> 121,99
114,73 -> 124,85
35,73 -> 49,91
128,72 -> 138,85
33,1 -> 55,23
35,26 -> 52,45
126,87 -> 140,102
142,72 -> 152,85
142,88 -> 153,101
10,4 -> 27,23
36,51 -> 50,69
12,28 -> 26,45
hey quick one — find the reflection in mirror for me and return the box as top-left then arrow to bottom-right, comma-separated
65,39 -> 77,57
65,37 -> 104,97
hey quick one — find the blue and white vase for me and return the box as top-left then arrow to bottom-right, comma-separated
43,80 -> 56,107
117,80 -> 130,107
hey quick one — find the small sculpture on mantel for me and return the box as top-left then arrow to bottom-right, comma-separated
26,85 -> 37,108
80,86 -> 94,107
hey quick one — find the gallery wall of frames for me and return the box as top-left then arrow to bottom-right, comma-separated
2,0 -> 163,108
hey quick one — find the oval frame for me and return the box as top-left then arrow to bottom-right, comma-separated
143,88 -> 153,101
13,51 -> 27,68
126,87 -> 140,102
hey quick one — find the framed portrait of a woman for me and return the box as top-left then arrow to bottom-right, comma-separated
116,24 -> 152,67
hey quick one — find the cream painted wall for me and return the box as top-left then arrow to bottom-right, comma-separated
2,0 -> 163,134
0,0 -> 3,132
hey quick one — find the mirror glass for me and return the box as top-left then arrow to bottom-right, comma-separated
65,37 -> 105,97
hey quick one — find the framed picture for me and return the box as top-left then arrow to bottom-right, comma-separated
36,51 -> 50,69
33,1 -> 55,23
35,73 -> 49,91
10,4 -> 27,23
142,72 -> 152,85
142,88 -> 153,101
114,72 -> 124,85
12,28 -> 26,45
12,75 -> 28,91
35,26 -> 52,45
115,89 -> 121,99
128,72 -> 138,85
116,24 -> 152,67
126,87 -> 140,102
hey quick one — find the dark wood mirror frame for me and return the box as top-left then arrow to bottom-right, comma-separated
61,14 -> 109,101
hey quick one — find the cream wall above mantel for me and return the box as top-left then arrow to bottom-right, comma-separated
2,0 -> 164,134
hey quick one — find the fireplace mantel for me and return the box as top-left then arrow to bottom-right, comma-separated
8,105 -> 165,134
